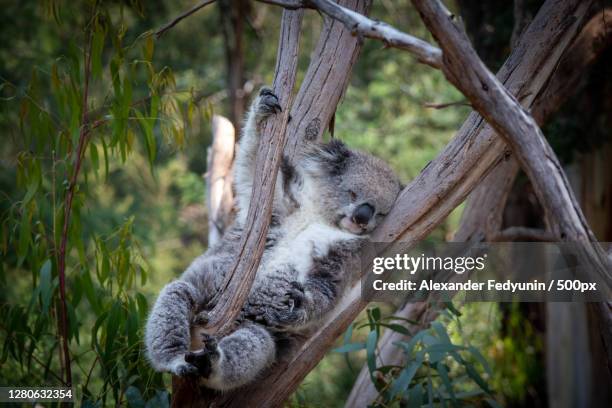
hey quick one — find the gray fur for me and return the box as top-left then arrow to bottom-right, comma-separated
145,87 -> 402,390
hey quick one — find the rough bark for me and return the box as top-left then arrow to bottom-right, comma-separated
412,0 -> 611,285
284,0 -> 371,157
204,7 -> 304,336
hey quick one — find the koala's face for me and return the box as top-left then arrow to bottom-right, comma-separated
302,140 -> 402,235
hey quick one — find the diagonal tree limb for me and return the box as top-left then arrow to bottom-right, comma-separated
204,8 -> 304,336
411,0 -> 612,281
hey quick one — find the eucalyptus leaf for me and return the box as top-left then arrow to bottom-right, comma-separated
39,259 -> 53,315
390,355 -> 423,399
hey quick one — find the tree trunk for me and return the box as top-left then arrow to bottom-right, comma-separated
206,115 -> 235,247
220,0 -> 249,127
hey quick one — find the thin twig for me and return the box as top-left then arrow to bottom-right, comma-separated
256,0 -> 312,9
155,0 -> 217,38
31,354 -> 67,386
423,100 -> 471,109
84,356 -> 99,390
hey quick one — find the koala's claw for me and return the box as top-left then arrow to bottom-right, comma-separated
174,362 -> 200,377
285,281 -> 305,309
184,336 -> 219,378
191,310 -> 210,326
257,87 -> 282,117
200,333 -> 219,351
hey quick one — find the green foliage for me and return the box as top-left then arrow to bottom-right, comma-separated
486,303 -> 544,406
335,305 -> 500,407
0,0 -> 200,405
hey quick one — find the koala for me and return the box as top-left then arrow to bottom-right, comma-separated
145,87 -> 402,391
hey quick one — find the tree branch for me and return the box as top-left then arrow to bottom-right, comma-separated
412,0 -> 612,281
170,9 -> 304,408
203,9 -> 303,337
155,0 -> 217,38
308,0 -> 442,68
57,8 -> 100,386
256,0 -> 311,9
284,0 -> 372,156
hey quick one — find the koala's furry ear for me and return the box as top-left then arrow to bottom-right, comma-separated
303,139 -> 352,176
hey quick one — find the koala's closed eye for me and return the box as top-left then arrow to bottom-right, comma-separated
348,190 -> 357,201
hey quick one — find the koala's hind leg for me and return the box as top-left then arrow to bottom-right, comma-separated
145,280 -> 201,376
234,88 -> 282,221
191,322 -> 276,391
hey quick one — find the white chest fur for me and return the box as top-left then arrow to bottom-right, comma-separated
259,210 -> 357,282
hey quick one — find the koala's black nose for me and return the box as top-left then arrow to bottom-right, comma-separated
352,203 -> 375,226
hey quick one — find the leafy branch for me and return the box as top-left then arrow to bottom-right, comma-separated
55,3 -> 97,387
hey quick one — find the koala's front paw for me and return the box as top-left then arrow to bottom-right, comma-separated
184,334 -> 220,378
255,87 -> 282,121
191,310 -> 210,326
285,281 -> 306,309
264,282 -> 308,330
173,361 -> 200,377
